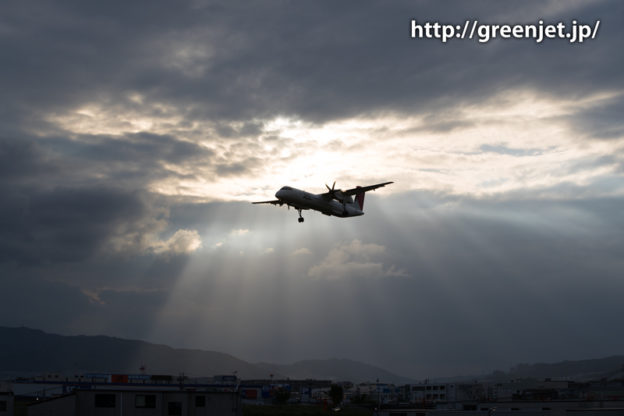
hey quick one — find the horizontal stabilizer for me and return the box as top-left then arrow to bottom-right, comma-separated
343,181 -> 393,196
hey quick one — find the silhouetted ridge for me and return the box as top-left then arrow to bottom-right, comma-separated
0,327 -> 412,383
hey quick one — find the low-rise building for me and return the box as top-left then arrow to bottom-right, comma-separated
0,382 -> 14,416
28,389 -> 241,416
405,383 -> 457,404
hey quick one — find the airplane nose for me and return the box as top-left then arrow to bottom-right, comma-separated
275,190 -> 284,199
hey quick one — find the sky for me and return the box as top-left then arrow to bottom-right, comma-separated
1,0 -> 623,379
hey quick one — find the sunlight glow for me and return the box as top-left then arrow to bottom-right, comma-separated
151,229 -> 203,255
45,89 -> 624,201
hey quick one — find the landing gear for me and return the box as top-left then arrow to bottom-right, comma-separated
297,209 -> 304,223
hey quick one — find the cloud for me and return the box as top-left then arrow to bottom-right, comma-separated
3,1 -> 621,124
230,228 -> 250,236
82,289 -> 106,306
0,185 -> 149,264
2,2 -> 622,201
150,229 -> 202,255
567,93 -> 624,140
292,247 -> 312,256
308,239 -> 408,279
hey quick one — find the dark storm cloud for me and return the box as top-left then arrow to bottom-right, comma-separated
75,133 -> 212,165
0,138 -> 59,185
2,1 -> 622,125
1,1 -> 193,114
0,131 -> 209,264
50,132 -> 216,185
0,185 -> 146,264
568,94 -> 624,139
1,129 -> 215,188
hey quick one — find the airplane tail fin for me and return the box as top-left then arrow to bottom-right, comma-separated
355,187 -> 365,210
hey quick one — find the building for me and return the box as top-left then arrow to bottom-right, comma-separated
404,383 -> 457,405
0,391 -> 15,416
28,389 -> 241,416
0,385 -> 14,416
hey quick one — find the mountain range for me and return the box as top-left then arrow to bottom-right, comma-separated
0,327 -> 412,384
1,327 -> 622,384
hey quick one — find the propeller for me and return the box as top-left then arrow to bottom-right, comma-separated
325,181 -> 345,202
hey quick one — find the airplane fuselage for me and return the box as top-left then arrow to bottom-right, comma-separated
275,186 -> 364,218
253,181 -> 392,223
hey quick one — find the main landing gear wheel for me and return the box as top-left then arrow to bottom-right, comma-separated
297,209 -> 304,223
298,217 -> 304,223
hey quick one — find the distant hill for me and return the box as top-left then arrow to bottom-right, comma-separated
0,326 -> 266,378
4,327 -> 619,384
256,359 -> 415,385
502,356 -> 624,381
438,357 -> 624,384
0,327 -> 411,383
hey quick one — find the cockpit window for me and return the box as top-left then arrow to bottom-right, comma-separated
281,186 -> 293,190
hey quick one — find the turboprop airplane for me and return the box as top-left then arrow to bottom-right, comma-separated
253,181 -> 393,223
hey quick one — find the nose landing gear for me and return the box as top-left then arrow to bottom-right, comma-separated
297,209 -> 304,223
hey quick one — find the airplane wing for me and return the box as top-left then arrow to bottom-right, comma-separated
342,181 -> 393,196
252,200 -> 309,210
252,200 -> 282,205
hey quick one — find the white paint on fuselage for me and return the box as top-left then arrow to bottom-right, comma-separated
275,186 -> 364,218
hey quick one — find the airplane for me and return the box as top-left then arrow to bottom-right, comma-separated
253,181 -> 393,223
